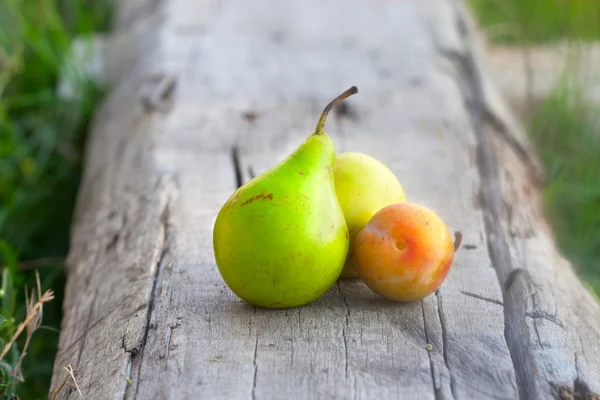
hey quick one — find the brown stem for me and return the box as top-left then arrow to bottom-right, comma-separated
315,86 -> 358,134
453,231 -> 463,252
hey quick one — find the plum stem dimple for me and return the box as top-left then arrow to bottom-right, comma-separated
315,86 -> 359,135
395,239 -> 406,251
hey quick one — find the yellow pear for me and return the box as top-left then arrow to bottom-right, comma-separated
332,152 -> 407,278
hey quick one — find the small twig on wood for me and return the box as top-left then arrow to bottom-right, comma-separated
49,364 -> 82,400
65,364 -> 83,398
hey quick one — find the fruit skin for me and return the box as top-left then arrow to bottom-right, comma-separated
353,202 -> 454,302
333,152 -> 406,278
213,134 -> 348,308
213,88 -> 357,309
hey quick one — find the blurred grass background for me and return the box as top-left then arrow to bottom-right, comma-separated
470,0 -> 600,43
0,0 -> 111,398
470,0 -> 600,294
0,0 -> 599,398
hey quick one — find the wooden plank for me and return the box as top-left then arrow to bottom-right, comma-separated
457,4 -> 600,397
50,0 -> 600,399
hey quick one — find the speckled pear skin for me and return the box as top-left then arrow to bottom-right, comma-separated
213,87 -> 358,309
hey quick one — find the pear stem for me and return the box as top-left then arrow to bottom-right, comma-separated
314,86 -> 358,134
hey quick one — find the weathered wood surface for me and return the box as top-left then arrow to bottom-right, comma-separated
50,0 -> 600,399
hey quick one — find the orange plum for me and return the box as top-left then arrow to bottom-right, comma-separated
353,202 -> 455,302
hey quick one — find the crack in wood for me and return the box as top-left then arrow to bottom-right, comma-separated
420,300 -> 442,400
445,1 -> 530,397
139,72 -> 177,113
525,310 -> 565,329
251,333 -> 259,400
106,231 -> 121,252
574,352 -> 582,391
59,302 -> 145,358
247,313 -> 253,338
106,210 -> 128,252
460,290 -> 503,306
532,317 -> 544,350
445,8 -> 595,395
337,282 -> 350,379
129,192 -> 172,400
435,290 -> 457,399
503,268 -> 527,294
163,321 -> 181,370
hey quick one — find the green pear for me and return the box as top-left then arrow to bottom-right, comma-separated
333,152 -> 407,278
213,87 -> 358,308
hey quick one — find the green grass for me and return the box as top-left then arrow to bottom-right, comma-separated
0,0 -> 112,398
529,81 -> 600,293
469,0 -> 600,296
469,0 -> 600,44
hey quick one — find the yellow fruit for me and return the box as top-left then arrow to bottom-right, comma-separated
332,152 -> 406,278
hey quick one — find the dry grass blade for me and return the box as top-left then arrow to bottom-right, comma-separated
0,270 -> 55,360
65,364 -> 83,398
11,271 -> 45,382
49,364 -> 82,400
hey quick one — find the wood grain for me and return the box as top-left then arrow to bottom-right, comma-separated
49,0 -> 600,399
